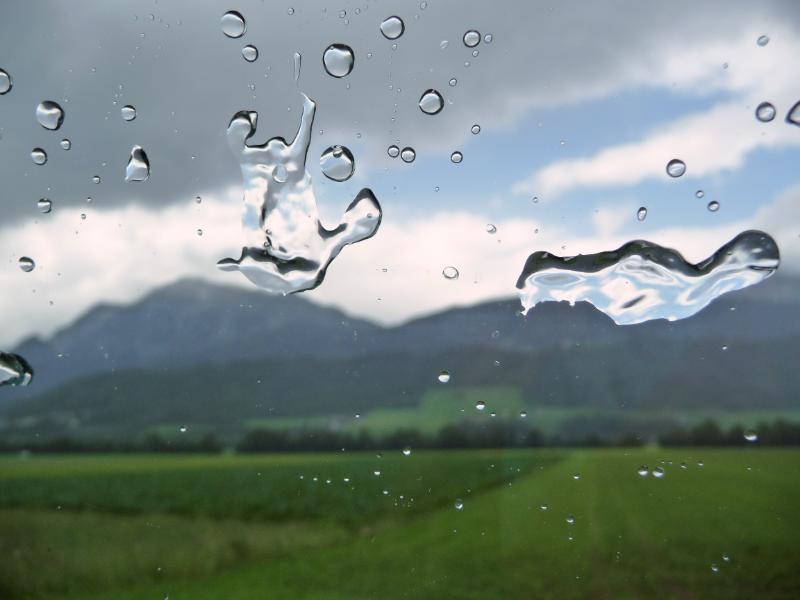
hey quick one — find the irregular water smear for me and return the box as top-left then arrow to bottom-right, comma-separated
516,230 -> 779,325
0,352 -> 33,387
125,145 -> 150,182
218,94 -> 382,294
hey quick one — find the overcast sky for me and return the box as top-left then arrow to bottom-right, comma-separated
1,0 -> 799,347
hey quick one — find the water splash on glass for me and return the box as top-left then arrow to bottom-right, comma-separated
218,94 -> 382,294
0,352 -> 33,387
516,230 -> 779,325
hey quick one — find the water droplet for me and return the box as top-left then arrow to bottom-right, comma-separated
323,44 -> 354,78
637,207 -> 647,221
572,473 -> 581,480
695,189 -> 705,198
320,145 -> 355,181
517,231 -> 778,325
652,466 -> 665,478
637,466 -> 649,477
448,77 -> 457,87
463,30 -> 480,48
273,164 -> 288,183
744,430 -> 758,442
454,499 -> 464,510
442,266 -> 459,279
293,52 -> 302,82
0,352 -> 33,387
373,470 -> 381,476
196,228 -> 203,236
125,145 -> 150,182
566,515 -> 575,524
80,213 -> 86,220
121,105 -> 137,121
471,124 -> 481,134
0,69 -> 11,94
37,198 -> 52,213
486,223 -> 497,234
666,159 -> 686,178
711,564 -> 720,573
787,100 -> 800,126
450,151 -> 463,163
36,100 -> 65,131
387,145 -> 400,158
221,11 -> 246,38
438,370 -> 451,383
31,148 -> 47,165
757,35 -> 770,47
539,504 -> 548,511
92,175 -> 101,184
475,400 -> 486,411
195,196 -> 202,204
484,33 -> 493,44
380,16 -> 404,40
519,410 -> 527,418
440,40 -> 449,50
722,554 -> 731,562
418,89 -> 443,115
402,447 -> 412,456
242,45 -> 259,62
287,7 -> 295,16
60,138 -> 71,150
707,200 -> 720,212
400,147 -> 416,163
18,256 -> 35,272
755,102 -> 776,122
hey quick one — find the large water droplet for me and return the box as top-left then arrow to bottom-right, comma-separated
221,11 -> 246,38
36,100 -> 64,130
438,370 -> 451,383
323,44 -> 354,78
218,94 -> 382,294
18,256 -> 35,272
125,145 -> 150,182
242,45 -> 258,62
744,430 -> 758,442
463,30 -> 480,47
0,69 -> 11,94
755,102 -> 776,122
517,231 -> 779,325
637,207 -> 647,221
387,145 -> 400,158
320,145 -> 355,181
380,16 -> 404,40
418,89 -> 443,115
31,148 -> 47,165
121,105 -> 137,121
0,352 -> 33,387
787,100 -> 800,126
37,198 -> 52,213
471,124 -> 481,134
442,266 -> 459,279
707,200 -> 720,212
60,138 -> 71,150
450,151 -> 463,163
757,35 -> 770,47
666,159 -> 686,178
400,147 -> 416,163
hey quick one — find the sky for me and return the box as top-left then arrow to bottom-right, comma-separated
0,0 -> 799,347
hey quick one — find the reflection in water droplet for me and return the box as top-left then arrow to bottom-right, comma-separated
380,16 -> 404,40
125,145 -> 150,182
36,100 -> 65,130
666,159 -> 686,178
418,89 -> 443,115
755,102 -> 776,122
320,145 -> 355,181
637,466 -> 649,477
242,45 -> 258,62
454,499 -> 464,510
0,69 -> 11,94
475,400 -> 486,411
463,30 -> 480,47
744,430 -> 758,442
652,467 -> 665,478
787,100 -> 800,126
707,200 -> 720,212
0,352 -> 33,387
31,148 -> 47,165
218,94 -> 382,294
400,147 -> 416,163
757,35 -> 770,47
471,124 -> 481,134
486,224 -> 497,234
438,370 -> 451,383
18,256 -> 35,272
387,145 -> 400,158
442,266 -> 459,279
402,447 -> 412,457
637,207 -> 647,221
221,11 -> 246,38
37,198 -> 52,213
60,138 -> 71,150
323,44 -> 354,78
517,231 -> 779,325
273,165 -> 288,183
695,190 -> 705,198
450,151 -> 463,163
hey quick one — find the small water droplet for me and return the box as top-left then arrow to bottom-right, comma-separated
438,370 -> 451,383
18,256 -> 35,272
418,89 -> 444,115
637,207 -> 647,221
402,447 -> 412,457
387,145 -> 400,158
320,145 -> 355,181
442,266 -> 459,279
440,40 -> 449,50
711,563 -> 720,573
637,465 -> 649,477
484,33 -> 493,44
373,470 -> 381,476
756,35 -> 770,47
60,138 -> 71,150
323,44 -> 354,78
0,69 -> 11,94
539,504 -> 548,511
31,148 -> 47,165
454,499 -> 464,510
652,466 -> 665,478
125,145 -> 150,182
380,16 -> 404,40
92,175 -> 101,184
400,147 -> 416,163
566,515 -> 575,525
471,124 -> 481,134
0,352 -> 33,387
463,30 -> 480,48
695,189 -> 705,198
448,77 -> 457,87
707,200 -> 720,212
36,101 -> 64,130
242,45 -> 258,62
37,198 -> 52,213
450,151 -> 463,163
519,410 -> 527,418
755,101 -> 776,122
273,164 -> 288,183
572,473 -> 580,481
722,554 -> 731,562
486,223 -> 497,234
475,400 -> 486,411
744,430 -> 758,442
80,213 -> 86,220
196,228 -> 203,236
287,7 -> 295,16
787,100 -> 800,126
120,105 -> 137,122
221,11 -> 246,38
666,159 -> 686,178
293,52 -> 302,82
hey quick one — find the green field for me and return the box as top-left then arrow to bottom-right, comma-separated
1,448 -> 798,599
